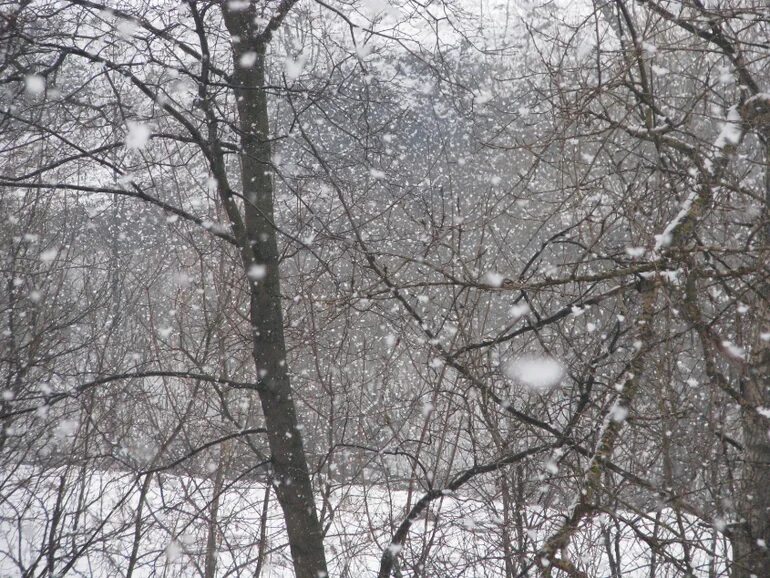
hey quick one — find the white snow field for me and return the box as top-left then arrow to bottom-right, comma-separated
0,465 -> 729,577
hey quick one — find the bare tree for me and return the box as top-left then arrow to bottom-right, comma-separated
1,1 -> 768,577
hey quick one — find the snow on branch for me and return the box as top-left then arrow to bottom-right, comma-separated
653,101 -> 753,254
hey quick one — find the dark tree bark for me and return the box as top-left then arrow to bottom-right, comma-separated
731,122 -> 770,578
217,4 -> 329,578
732,382 -> 770,578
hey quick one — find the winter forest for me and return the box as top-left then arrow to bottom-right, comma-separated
1,0 -> 769,576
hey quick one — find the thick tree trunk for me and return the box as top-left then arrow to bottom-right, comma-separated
220,7 -> 328,578
732,136 -> 770,578
731,373 -> 770,578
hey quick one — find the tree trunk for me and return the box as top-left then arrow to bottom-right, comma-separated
731,375 -> 770,578
731,131 -> 770,578
204,454 -> 225,578
220,6 -> 328,578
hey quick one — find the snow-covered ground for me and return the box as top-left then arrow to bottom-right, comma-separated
0,465 -> 729,577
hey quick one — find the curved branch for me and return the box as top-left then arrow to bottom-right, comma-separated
1,371 -> 262,420
377,444 -> 550,578
0,180 -> 237,245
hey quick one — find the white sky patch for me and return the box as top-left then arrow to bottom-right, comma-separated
713,106 -> 742,152
575,36 -> 594,60
355,41 -> 372,58
609,404 -> 628,423
505,356 -> 565,392
284,54 -> 308,81
172,271 -> 192,287
704,105 -> 743,175
718,67 -> 734,85
483,271 -> 505,287
660,269 -> 682,285
116,18 -> 138,40
543,458 -> 559,474
509,302 -> 530,318
247,264 -> 267,280
55,418 -> 79,439
721,340 -> 745,360
359,0 -> 401,22
165,539 -> 182,563
641,41 -> 657,55
40,248 -> 58,263
571,305 -> 585,316
239,51 -> 258,68
474,89 -> 493,105
227,0 -> 250,10
126,122 -> 151,149
25,75 -> 46,95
